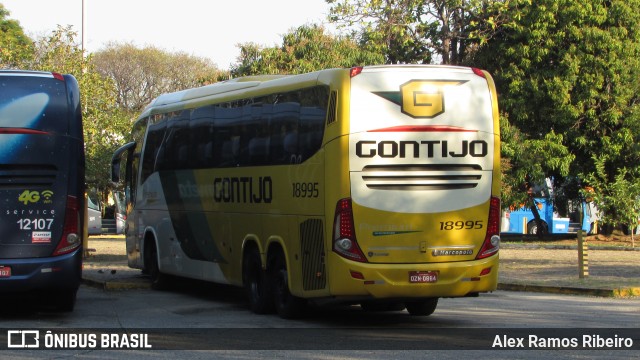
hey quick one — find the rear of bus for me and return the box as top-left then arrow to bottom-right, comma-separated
0,70 -> 85,311
327,65 -> 500,309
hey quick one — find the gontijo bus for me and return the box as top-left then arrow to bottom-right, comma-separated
111,65 -> 501,318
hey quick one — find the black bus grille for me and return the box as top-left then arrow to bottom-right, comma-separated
300,219 -> 326,291
361,164 -> 482,191
0,164 -> 57,189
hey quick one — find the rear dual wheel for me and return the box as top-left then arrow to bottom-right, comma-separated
242,248 -> 306,318
268,251 -> 306,319
243,248 -> 274,314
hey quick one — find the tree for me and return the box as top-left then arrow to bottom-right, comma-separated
473,0 -> 640,228
0,4 -> 34,67
92,43 -> 223,112
231,24 -> 384,76
10,25 -> 130,196
327,0 -> 514,65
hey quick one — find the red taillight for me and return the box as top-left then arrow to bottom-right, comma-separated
53,195 -> 82,256
476,196 -> 500,259
472,67 -> 486,78
52,72 -> 64,81
332,198 -> 367,262
350,66 -> 364,78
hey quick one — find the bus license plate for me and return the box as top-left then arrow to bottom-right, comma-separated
409,271 -> 437,283
0,266 -> 11,278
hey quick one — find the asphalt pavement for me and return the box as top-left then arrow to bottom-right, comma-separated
81,236 -> 640,298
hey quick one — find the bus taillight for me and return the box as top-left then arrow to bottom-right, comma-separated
472,67 -> 486,78
53,195 -> 82,256
476,196 -> 500,259
350,67 -> 364,78
332,198 -> 367,262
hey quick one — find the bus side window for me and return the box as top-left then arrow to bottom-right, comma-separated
299,86 -> 328,161
272,102 -> 300,164
141,115 -> 166,183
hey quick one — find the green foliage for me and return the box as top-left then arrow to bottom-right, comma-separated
474,0 -> 640,226
3,24 -> 128,194
500,114 -> 574,207
327,0 -> 515,65
585,161 -> 640,230
231,24 -> 384,76
0,4 -> 34,67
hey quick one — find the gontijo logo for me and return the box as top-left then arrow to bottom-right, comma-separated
374,80 -> 467,118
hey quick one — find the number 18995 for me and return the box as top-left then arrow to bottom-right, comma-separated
439,220 -> 483,230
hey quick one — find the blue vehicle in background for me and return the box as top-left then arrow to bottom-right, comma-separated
502,198 -> 599,235
501,178 -> 600,235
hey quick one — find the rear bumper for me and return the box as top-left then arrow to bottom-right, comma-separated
327,253 -> 499,299
0,248 -> 82,294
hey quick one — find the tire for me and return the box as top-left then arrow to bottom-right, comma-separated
527,220 -> 547,235
243,247 -> 274,314
405,298 -> 438,316
269,251 -> 306,319
147,241 -> 169,290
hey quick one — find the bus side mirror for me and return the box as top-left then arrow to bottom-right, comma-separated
111,162 -> 121,183
111,142 -> 135,184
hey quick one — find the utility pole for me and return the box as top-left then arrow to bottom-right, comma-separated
81,0 -> 85,55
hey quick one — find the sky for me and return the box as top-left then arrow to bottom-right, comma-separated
1,0 -> 333,69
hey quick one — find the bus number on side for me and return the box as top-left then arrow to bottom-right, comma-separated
292,182 -> 319,198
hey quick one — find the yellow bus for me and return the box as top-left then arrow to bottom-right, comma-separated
111,65 -> 501,318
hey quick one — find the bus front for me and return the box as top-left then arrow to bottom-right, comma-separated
327,66 -> 500,312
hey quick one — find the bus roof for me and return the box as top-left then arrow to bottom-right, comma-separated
139,71 -> 329,118
138,65 -> 483,119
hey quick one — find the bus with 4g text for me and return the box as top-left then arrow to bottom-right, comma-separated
0,70 -> 85,311
111,65 -> 501,318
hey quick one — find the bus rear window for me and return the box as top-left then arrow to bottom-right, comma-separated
0,76 -> 69,134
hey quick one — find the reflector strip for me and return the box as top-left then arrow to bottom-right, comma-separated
0,128 -> 50,135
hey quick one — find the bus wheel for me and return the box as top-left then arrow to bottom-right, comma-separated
405,298 -> 438,316
268,251 -> 306,319
527,221 -> 547,235
242,248 -> 273,314
147,242 -> 169,290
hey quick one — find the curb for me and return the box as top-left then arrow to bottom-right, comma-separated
501,243 -> 640,251
81,275 -> 640,298
81,276 -> 151,291
498,283 -> 640,298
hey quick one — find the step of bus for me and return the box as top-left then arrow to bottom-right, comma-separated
101,219 -> 118,234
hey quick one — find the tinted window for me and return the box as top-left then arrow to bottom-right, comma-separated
146,85 -> 329,172
141,114 -> 167,183
0,75 -> 69,134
